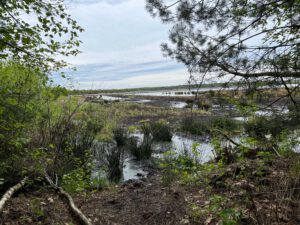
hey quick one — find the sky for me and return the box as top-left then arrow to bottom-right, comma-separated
59,0 -> 189,90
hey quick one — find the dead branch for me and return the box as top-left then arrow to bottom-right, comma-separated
44,172 -> 93,225
0,177 -> 28,212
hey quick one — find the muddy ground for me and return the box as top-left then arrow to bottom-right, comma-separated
0,170 -> 187,225
1,156 -> 300,225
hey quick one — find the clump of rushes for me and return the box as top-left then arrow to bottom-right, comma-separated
181,117 -> 209,135
150,119 -> 172,141
140,120 -> 151,136
181,117 -> 241,136
107,147 -> 123,182
128,135 -> 153,160
113,126 -> 127,146
210,117 -> 240,132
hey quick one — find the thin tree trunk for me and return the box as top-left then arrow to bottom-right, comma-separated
44,172 -> 93,225
0,177 -> 28,212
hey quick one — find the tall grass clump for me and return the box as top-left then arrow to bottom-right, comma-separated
181,117 -> 209,135
96,143 -> 123,182
113,126 -> 127,146
107,147 -> 123,182
140,120 -> 151,136
128,135 -> 153,160
210,117 -> 240,132
150,119 -> 172,141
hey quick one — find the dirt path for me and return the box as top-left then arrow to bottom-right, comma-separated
78,173 -> 187,225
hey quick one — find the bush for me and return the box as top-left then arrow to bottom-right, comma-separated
62,168 -> 89,193
150,119 -> 172,141
160,143 -> 203,187
0,62 -> 45,184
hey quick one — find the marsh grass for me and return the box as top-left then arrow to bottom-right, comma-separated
113,127 -> 127,146
150,119 -> 172,141
127,135 -> 153,160
210,117 -> 240,131
181,116 -> 240,135
107,147 -> 123,182
181,117 -> 209,135
96,143 -> 124,182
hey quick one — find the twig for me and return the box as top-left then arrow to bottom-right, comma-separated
44,172 -> 93,225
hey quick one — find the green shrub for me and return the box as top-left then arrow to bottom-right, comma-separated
160,150 -> 179,187
160,144 -> 203,187
62,168 -> 88,193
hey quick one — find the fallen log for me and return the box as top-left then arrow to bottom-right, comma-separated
44,172 -> 92,225
0,177 -> 29,212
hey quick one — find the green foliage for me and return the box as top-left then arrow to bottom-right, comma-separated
146,0 -> 300,95
277,130 -> 300,156
0,62 -> 104,188
0,62 -> 45,182
159,150 -> 180,187
62,168 -> 89,193
0,0 -> 83,71
30,198 -> 45,220
189,195 -> 241,225
90,176 -> 110,191
160,144 -> 203,187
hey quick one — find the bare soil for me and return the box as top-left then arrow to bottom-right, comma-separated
1,156 -> 300,225
0,171 -> 187,225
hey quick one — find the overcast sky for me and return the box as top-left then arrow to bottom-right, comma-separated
58,0 -> 189,89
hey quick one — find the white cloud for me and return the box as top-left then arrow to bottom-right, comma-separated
74,69 -> 190,89
57,0 -> 189,89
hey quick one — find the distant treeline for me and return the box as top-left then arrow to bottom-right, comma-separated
68,82 -> 235,95
68,81 -> 280,95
